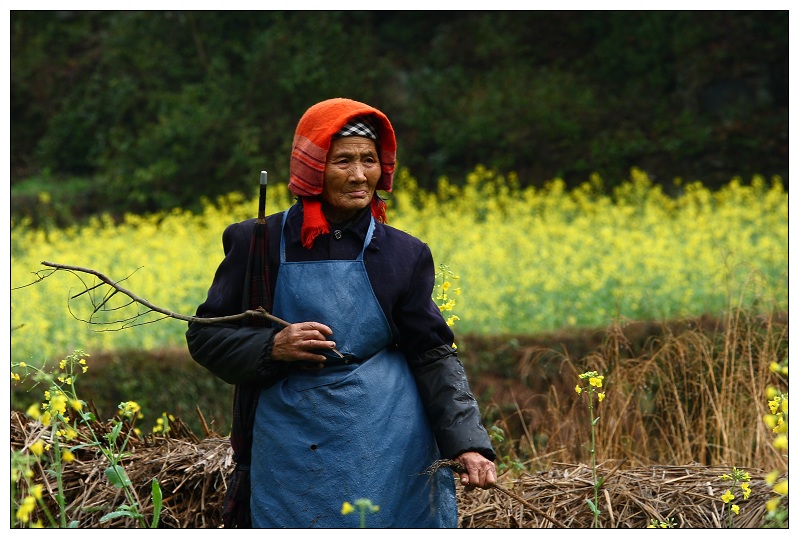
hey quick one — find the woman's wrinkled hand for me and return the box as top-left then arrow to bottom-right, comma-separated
455,451 -> 497,491
272,322 -> 335,363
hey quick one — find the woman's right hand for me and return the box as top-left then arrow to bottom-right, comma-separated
272,322 -> 336,363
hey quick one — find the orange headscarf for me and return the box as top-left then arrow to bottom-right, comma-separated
288,98 -> 397,248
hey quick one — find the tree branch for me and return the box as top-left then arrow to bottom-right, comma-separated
40,260 -> 290,327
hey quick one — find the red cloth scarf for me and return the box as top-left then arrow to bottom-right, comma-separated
289,98 -> 397,248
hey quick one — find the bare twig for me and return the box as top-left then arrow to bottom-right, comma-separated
426,459 -> 568,528
41,260 -> 289,326
35,261 -> 344,358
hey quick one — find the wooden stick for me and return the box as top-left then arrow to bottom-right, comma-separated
39,261 -> 344,358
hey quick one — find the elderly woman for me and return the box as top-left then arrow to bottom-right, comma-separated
186,98 -> 496,528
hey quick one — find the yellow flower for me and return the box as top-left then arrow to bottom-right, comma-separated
731,504 -> 739,515
765,497 -> 781,512
20,362 -> 27,367
69,399 -> 83,412
31,520 -> 44,528
773,480 -> 788,496
16,495 -> 36,523
341,501 -> 355,515
29,440 -> 44,456
598,392 -> 606,402
589,376 -> 604,388
773,435 -> 788,451
769,361 -> 780,373
765,470 -> 779,485
741,483 -> 751,500
442,281 -> 451,292
11,372 -> 20,382
26,403 -> 41,420
768,398 -> 781,414
119,401 -> 141,418
763,414 -> 777,429
50,393 -> 68,414
30,484 -> 43,500
62,450 -> 75,463
575,385 -> 582,394
720,490 -> 735,504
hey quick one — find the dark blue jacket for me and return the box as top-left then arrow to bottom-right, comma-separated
186,202 -> 495,525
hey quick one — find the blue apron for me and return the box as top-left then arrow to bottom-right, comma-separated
250,211 -> 457,528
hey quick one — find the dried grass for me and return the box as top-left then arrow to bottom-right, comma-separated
11,411 -> 784,529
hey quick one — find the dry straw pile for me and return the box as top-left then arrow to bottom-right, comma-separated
11,410 -> 781,529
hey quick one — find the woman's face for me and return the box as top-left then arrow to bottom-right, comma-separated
322,136 -> 381,222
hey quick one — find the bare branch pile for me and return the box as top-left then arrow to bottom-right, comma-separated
11,411 -> 783,528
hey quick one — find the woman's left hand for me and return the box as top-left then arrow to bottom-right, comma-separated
454,451 -> 497,491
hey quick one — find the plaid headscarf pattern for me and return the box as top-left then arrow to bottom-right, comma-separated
333,116 -> 379,141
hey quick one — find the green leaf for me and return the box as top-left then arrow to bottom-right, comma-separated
68,520 -> 80,528
592,416 -> 601,425
586,498 -> 599,515
105,465 -> 132,488
99,510 -> 138,523
107,420 -> 123,443
151,478 -> 162,528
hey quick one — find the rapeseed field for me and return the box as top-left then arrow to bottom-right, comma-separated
10,167 -> 787,364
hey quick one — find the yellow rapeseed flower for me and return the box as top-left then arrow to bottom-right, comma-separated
341,501 -> 355,515
16,495 -> 36,523
768,398 -> 781,414
721,490 -> 735,504
69,399 -> 83,412
773,435 -> 788,451
772,480 -> 788,496
25,403 -> 41,420
769,361 -> 780,373
62,450 -> 75,463
11,372 -> 20,382
741,483 -> 751,500
30,484 -> 43,500
575,385 -> 582,394
731,504 -> 739,515
765,470 -> 779,485
29,440 -> 44,456
598,392 -> 606,402
765,498 -> 781,512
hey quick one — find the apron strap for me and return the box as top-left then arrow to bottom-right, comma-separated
279,208 -> 375,262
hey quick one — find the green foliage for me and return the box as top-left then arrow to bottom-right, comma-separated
11,351 -> 164,528
11,11 -> 788,224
